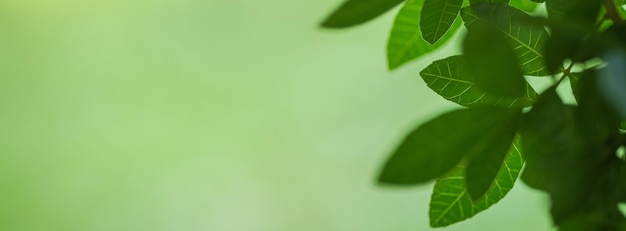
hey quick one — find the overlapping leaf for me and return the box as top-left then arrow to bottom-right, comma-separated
510,0 -> 539,12
470,0 -> 509,4
463,23 -> 527,97
420,55 -> 537,107
420,0 -> 464,44
429,139 -> 523,227
321,0 -> 406,28
387,0 -> 463,70
378,107 -> 521,185
461,3 -> 551,76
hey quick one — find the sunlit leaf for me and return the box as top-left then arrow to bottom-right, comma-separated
387,0 -> 463,70
461,3 -> 552,76
321,0 -> 405,28
463,23 -> 526,97
420,0 -> 464,44
420,55 -> 537,107
470,0 -> 509,4
429,139 -> 523,227
510,0 -> 538,12
378,107 -> 521,185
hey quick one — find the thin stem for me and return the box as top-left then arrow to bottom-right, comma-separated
604,0 -> 623,23
555,62 -> 575,86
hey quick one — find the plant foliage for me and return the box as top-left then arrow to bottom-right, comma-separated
321,0 -> 626,229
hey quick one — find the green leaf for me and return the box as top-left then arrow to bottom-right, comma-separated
599,51 -> 626,120
461,3 -> 552,76
420,0 -> 464,44
420,55 -> 537,107
378,107 -> 522,184
470,0 -> 509,4
429,139 -> 524,227
510,0 -> 539,12
622,121 -> 626,130
466,111 -> 520,200
463,23 -> 526,97
519,89 -> 613,225
544,0 -> 601,72
618,0 -> 626,6
321,0 -> 406,28
387,0 -> 463,70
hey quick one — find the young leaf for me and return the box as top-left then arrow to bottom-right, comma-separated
465,111 -> 521,200
321,0 -> 406,28
462,23 -> 526,97
461,3 -> 552,76
429,139 -> 523,227
378,107 -> 522,185
387,0 -> 463,70
420,0 -> 464,44
420,55 -> 537,107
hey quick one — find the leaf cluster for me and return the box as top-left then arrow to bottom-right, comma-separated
321,0 -> 626,229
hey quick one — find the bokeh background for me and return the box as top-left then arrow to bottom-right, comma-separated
0,0 -> 554,230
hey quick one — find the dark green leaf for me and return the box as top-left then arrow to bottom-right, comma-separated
530,0 -> 544,2
618,0 -> 626,6
621,121 -> 626,130
463,23 -> 526,97
420,56 -> 537,107
420,0 -> 464,44
429,139 -> 523,227
387,0 -> 463,69
574,69 -> 622,148
466,111 -> 520,200
461,3 -> 552,76
599,51 -> 626,120
544,0 -> 601,72
379,107 -> 522,184
321,0 -> 405,28
520,89 -> 613,224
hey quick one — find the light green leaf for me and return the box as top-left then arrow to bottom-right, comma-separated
321,0 -> 406,28
387,0 -> 463,70
510,0 -> 539,12
470,0 -> 509,4
429,139 -> 524,227
420,55 -> 537,107
378,107 -> 521,185
420,0 -> 464,44
461,3 -> 551,76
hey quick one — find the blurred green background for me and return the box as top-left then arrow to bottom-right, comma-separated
0,0 -> 553,230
